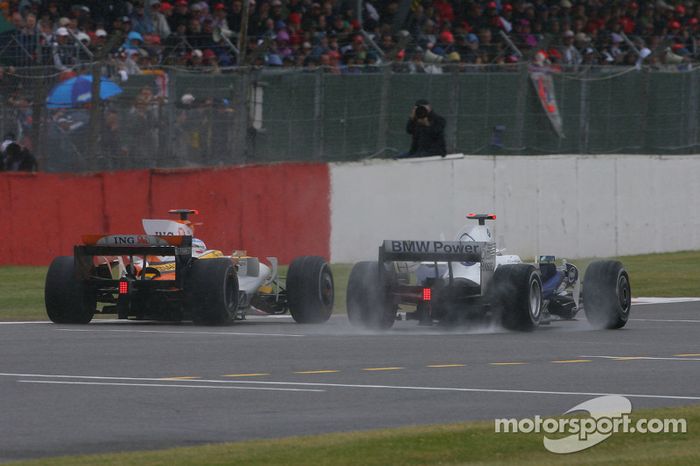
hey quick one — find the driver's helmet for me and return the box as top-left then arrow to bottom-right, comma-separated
192,238 -> 207,256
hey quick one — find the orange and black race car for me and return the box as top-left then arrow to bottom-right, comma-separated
45,209 -> 334,325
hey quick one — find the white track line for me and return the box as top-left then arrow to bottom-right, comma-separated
1,372 -> 698,401
0,321 -> 50,325
581,355 -> 700,362
634,318 -> 700,323
57,329 -> 305,337
632,297 -> 700,305
17,380 -> 323,392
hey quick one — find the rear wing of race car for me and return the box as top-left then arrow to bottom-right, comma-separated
75,234 -> 193,288
379,239 -> 497,289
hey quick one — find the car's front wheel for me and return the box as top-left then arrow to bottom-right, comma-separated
286,256 -> 334,324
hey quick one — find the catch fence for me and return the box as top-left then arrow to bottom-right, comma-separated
2,63 -> 700,172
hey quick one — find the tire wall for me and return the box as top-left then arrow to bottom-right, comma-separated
330,155 -> 700,262
0,163 -> 331,265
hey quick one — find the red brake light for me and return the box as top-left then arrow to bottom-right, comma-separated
422,288 -> 432,302
119,281 -> 129,295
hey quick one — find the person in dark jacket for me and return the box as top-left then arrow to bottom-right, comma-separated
3,142 -> 37,172
403,99 -> 446,158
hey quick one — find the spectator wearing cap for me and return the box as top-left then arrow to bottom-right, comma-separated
75,31 -> 93,62
115,15 -> 133,34
560,30 -> 582,65
296,40 -> 312,64
148,0 -> 172,39
51,27 -> 78,72
211,3 -> 230,33
170,0 -> 192,31
345,34 -> 367,62
437,30 -> 455,54
187,48 -> 204,68
159,2 -> 174,22
284,12 -> 304,47
201,48 -> 221,73
499,3 -> 514,32
273,29 -> 293,59
459,33 -> 480,64
113,46 -> 141,79
485,1 -> 502,31
91,28 -> 108,49
513,18 -> 537,49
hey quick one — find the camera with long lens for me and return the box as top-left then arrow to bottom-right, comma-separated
414,105 -> 429,119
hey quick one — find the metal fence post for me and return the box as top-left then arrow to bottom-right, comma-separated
376,65 -> 390,157
578,69 -> 590,154
447,70 -> 459,153
313,68 -> 325,160
688,69 -> 699,151
513,64 -> 529,152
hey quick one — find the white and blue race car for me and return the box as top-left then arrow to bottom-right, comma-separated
347,213 -> 630,331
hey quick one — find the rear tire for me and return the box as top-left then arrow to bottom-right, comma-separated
187,258 -> 239,325
583,260 -> 631,329
492,264 -> 542,331
45,256 -> 95,324
286,256 -> 334,323
346,261 -> 396,330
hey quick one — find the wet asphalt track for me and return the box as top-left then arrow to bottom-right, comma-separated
1,300 -> 699,462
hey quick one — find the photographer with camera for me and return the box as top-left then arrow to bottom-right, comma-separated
401,99 -> 446,158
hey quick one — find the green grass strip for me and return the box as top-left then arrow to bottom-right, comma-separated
7,404 -> 700,466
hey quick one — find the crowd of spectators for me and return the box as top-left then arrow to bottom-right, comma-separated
0,0 -> 698,75
0,1 -> 697,170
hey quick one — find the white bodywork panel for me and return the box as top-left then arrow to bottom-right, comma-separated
416,221 -> 522,286
142,219 -> 194,237
141,218 -> 276,306
238,262 -> 272,296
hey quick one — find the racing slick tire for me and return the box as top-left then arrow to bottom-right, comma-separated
45,256 -> 95,324
346,261 -> 396,330
583,260 -> 631,329
287,256 -> 334,323
492,264 -> 542,331
187,258 -> 239,325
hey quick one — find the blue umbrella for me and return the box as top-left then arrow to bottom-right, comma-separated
46,75 -> 123,109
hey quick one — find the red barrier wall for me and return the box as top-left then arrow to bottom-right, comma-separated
0,163 -> 331,265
